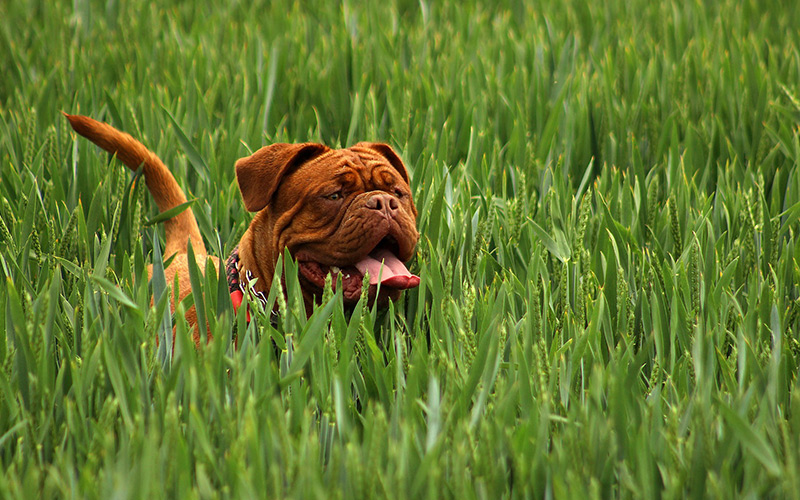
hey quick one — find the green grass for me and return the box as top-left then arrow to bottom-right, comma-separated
2,0 -> 800,497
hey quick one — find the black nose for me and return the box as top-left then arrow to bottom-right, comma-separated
366,193 -> 399,216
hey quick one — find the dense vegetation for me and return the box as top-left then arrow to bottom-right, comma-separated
2,0 -> 800,497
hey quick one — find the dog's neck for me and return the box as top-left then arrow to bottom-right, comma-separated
237,212 -> 276,296
236,212 -> 318,316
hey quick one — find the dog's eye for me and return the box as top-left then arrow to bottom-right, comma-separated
393,188 -> 405,198
326,191 -> 342,201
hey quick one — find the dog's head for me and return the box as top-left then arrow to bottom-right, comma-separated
235,142 -> 420,307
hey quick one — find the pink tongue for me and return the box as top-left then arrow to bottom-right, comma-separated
355,249 -> 421,289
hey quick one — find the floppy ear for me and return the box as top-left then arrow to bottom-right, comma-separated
235,143 -> 330,212
353,142 -> 410,184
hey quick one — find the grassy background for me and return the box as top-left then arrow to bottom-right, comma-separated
2,0 -> 800,497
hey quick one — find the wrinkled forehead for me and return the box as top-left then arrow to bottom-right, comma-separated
292,148 -> 402,187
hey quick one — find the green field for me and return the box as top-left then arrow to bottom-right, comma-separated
2,0 -> 800,497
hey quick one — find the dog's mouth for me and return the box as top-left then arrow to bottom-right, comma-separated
296,235 -> 420,303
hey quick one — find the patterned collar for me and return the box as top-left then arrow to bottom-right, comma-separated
226,246 -> 268,321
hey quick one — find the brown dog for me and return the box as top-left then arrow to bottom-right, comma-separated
64,113 -> 420,342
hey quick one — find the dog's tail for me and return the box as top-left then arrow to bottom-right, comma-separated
64,113 -> 206,257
